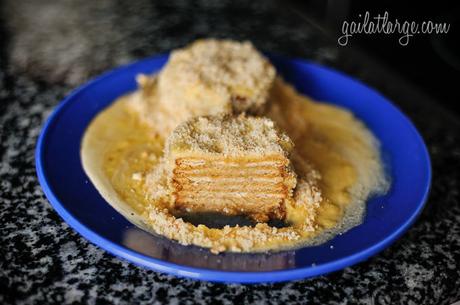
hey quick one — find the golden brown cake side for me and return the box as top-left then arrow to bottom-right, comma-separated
163,115 -> 297,222
171,155 -> 296,222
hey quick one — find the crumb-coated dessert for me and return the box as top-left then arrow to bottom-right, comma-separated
163,114 -> 297,222
133,39 -> 276,137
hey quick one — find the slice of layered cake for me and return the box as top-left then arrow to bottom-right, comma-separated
163,115 -> 297,222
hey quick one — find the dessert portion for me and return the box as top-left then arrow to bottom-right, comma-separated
81,38 -> 389,253
163,115 -> 297,222
133,39 -> 276,136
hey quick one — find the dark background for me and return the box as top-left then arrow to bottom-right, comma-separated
289,0 -> 459,115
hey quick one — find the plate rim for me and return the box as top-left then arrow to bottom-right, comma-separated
35,54 -> 432,283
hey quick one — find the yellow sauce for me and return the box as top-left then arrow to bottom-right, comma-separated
88,80 -> 387,252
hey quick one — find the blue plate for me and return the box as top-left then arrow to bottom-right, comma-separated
36,54 -> 431,283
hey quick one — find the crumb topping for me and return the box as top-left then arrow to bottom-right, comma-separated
165,114 -> 293,157
131,39 -> 276,138
159,39 -> 275,114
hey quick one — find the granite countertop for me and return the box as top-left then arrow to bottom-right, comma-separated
1,1 -> 459,304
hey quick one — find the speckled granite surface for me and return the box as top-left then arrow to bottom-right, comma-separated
1,1 -> 459,304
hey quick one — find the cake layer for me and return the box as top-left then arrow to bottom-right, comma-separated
174,200 -> 283,212
173,176 -> 285,183
175,157 -> 287,167
172,165 -> 293,221
175,172 -> 283,178
176,183 -> 286,192
176,190 -> 286,198
174,167 -> 282,175
177,160 -> 286,167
